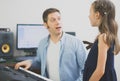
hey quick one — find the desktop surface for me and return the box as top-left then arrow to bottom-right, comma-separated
15,56 -> 35,62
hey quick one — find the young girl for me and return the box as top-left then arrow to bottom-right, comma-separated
83,0 -> 120,81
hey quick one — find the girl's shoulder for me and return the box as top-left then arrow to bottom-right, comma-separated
98,33 -> 109,48
98,33 -> 107,43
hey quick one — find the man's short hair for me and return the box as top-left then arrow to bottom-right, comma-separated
42,8 -> 60,23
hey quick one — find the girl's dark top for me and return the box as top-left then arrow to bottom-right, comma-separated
83,39 -> 117,81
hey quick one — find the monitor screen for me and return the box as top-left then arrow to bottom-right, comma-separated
16,24 -> 49,51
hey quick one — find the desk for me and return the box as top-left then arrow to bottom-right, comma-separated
0,59 -> 40,74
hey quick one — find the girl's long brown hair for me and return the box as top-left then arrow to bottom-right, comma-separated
92,0 -> 120,54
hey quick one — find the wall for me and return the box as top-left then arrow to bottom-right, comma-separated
0,0 -> 120,80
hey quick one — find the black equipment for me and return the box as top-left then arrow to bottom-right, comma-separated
0,31 -> 14,59
0,65 -> 52,81
83,40 -> 93,50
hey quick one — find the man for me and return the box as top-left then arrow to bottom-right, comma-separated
15,8 -> 87,81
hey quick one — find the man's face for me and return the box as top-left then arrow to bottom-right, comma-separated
45,12 -> 62,36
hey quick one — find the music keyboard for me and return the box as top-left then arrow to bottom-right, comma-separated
0,65 -> 53,81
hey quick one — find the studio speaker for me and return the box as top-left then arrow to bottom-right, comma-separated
0,32 -> 14,58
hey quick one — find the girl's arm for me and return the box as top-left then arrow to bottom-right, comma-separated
89,34 -> 109,81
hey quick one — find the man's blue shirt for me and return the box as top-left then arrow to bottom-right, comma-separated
32,33 -> 87,81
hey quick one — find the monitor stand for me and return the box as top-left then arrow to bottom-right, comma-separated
15,50 -> 36,62
24,49 -> 36,56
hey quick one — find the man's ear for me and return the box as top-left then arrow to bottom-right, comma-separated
44,23 -> 48,29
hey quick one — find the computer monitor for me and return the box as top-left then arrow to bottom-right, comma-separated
16,24 -> 49,54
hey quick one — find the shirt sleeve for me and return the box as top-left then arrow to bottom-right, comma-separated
76,40 -> 87,81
